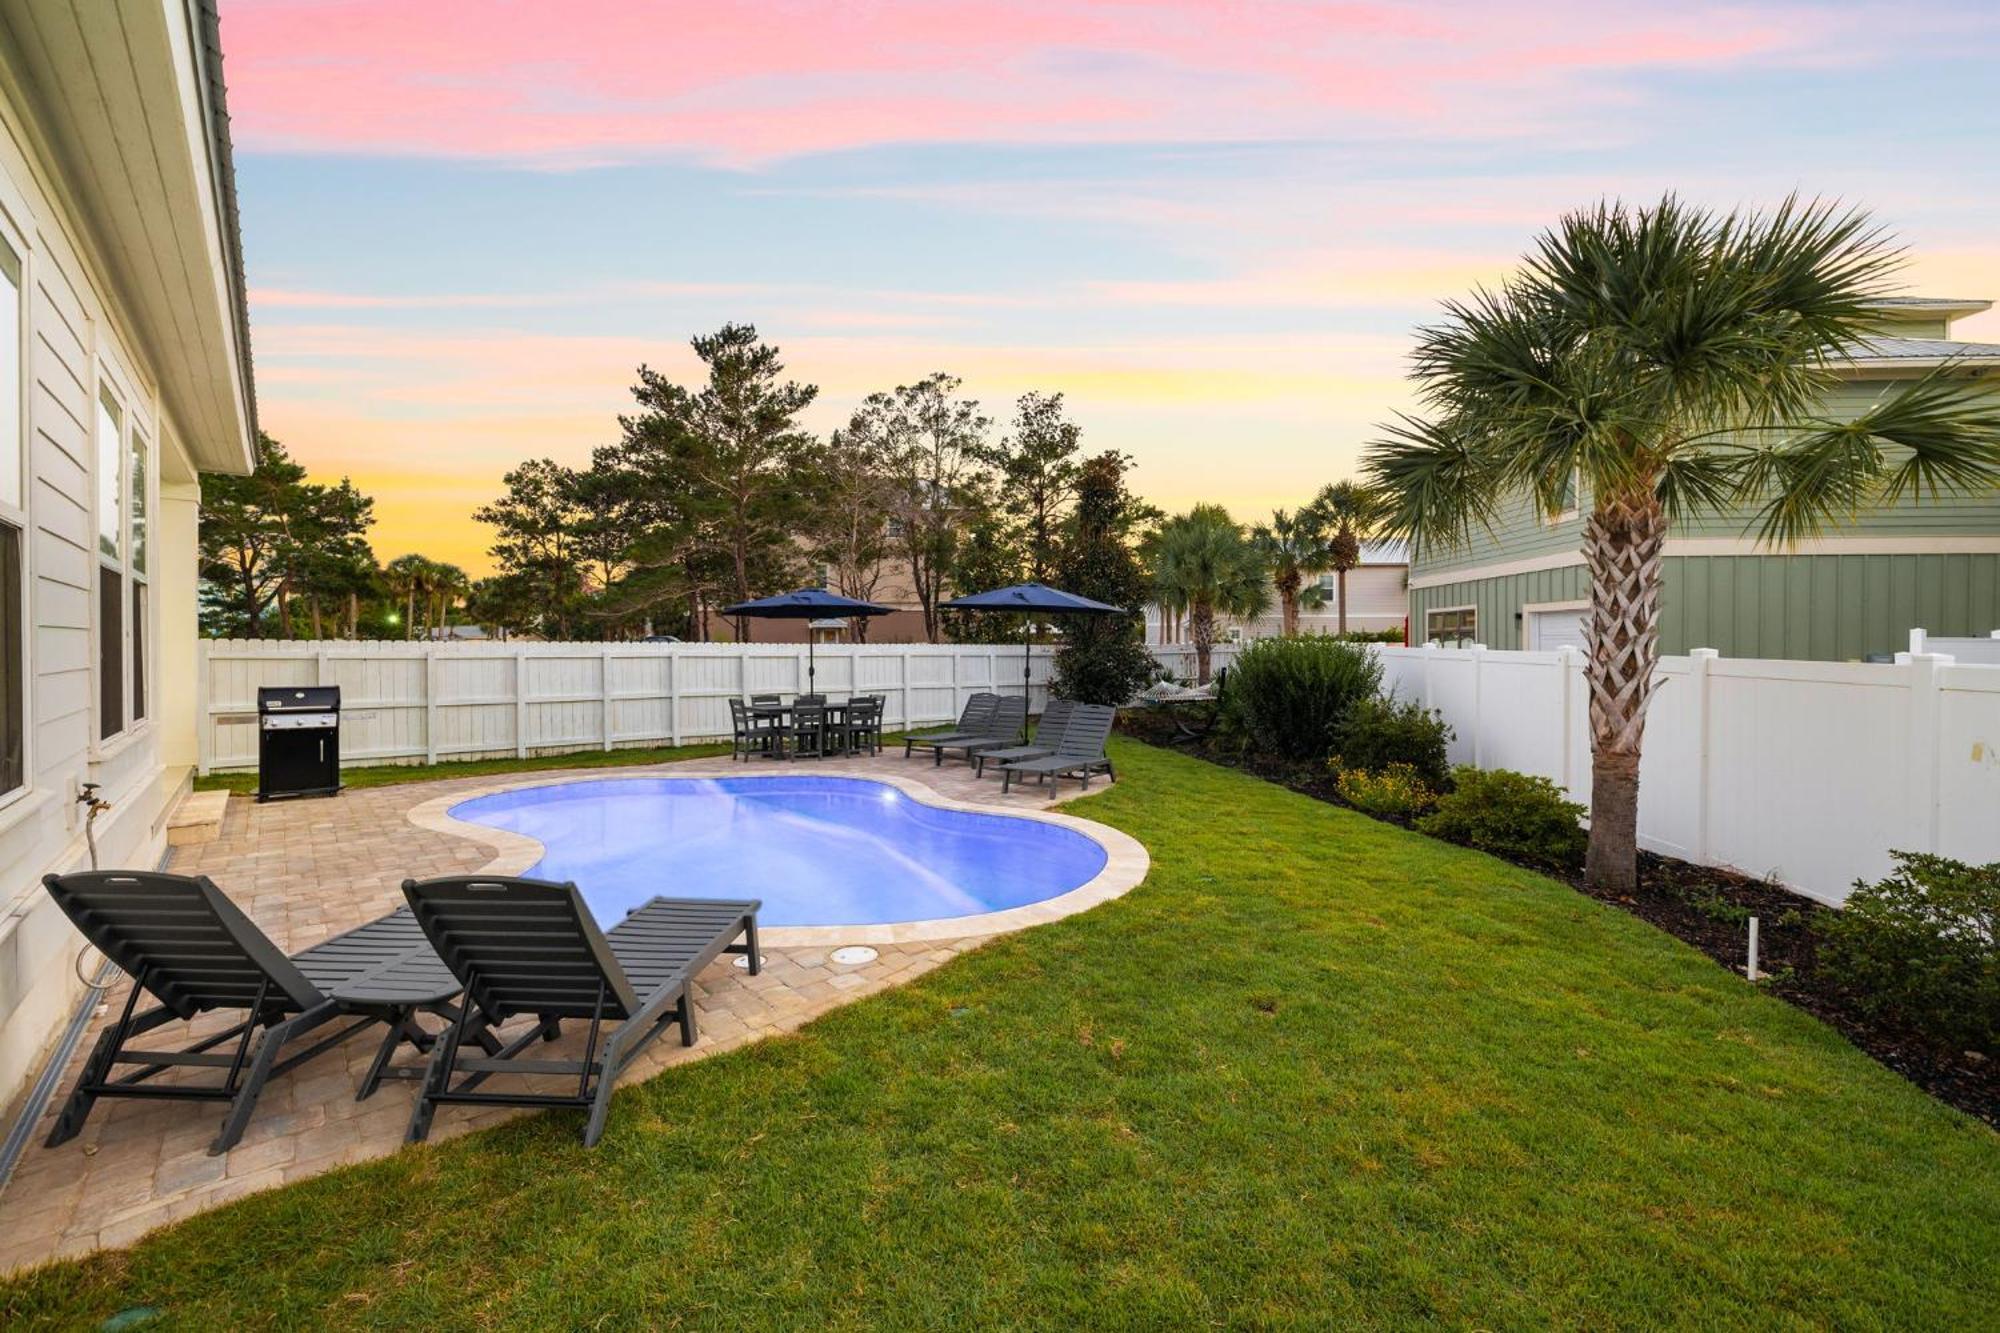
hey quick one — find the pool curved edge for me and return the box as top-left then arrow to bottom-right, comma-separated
402,767 -> 1150,947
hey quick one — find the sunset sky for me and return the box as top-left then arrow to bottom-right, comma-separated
226,0 -> 2000,573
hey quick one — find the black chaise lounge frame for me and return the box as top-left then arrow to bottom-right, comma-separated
41,871 -> 462,1154
910,694 -> 1027,767
401,876 -> 761,1147
999,703 -> 1118,794
901,692 -> 1000,758
972,697 -> 1075,778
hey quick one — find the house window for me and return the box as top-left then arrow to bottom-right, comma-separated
0,232 -> 20,794
96,388 -> 126,740
130,430 -> 148,721
1546,467 -> 1581,524
1426,606 -> 1477,647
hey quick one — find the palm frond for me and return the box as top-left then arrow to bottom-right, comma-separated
1361,416 -> 1508,556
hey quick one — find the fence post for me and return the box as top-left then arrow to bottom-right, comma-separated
1468,643 -> 1487,769
195,639 -> 212,776
1899,649 -> 1952,853
600,646 -> 614,751
513,649 -> 528,759
422,649 -> 439,764
667,648 -> 681,746
1553,644 -> 1580,797
1688,648 -> 1718,864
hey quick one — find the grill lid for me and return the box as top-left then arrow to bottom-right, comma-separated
257,685 -> 341,714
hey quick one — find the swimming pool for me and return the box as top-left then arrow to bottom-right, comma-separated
445,775 -> 1113,929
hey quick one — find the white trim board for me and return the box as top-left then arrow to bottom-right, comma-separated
1410,535 -> 2000,590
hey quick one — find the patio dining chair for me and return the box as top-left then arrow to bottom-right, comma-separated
780,701 -> 832,759
901,692 -> 1000,758
972,696 -> 1076,777
40,871 -> 464,1154
841,695 -> 885,756
400,876 -> 760,1147
728,698 -> 781,761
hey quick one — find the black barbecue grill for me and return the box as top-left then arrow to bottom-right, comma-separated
256,685 -> 342,802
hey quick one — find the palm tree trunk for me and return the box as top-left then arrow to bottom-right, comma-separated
1582,494 -> 1666,894
309,595 -> 322,639
1276,571 -> 1300,636
1337,568 -> 1349,635
404,589 -> 415,641
1190,600 -> 1216,684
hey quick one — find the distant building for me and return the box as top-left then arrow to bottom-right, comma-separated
1146,541 -> 1409,643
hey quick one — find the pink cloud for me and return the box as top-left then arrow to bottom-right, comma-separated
219,0 -> 1848,165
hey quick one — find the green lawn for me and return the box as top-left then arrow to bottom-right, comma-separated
10,739 -> 1996,1328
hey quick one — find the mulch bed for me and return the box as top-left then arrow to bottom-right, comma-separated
1119,709 -> 1999,1129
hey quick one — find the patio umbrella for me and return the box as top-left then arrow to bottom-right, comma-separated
719,588 -> 896,691
938,581 -> 1129,716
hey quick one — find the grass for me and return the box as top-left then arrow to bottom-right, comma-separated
10,739 -> 1997,1328
193,740 -> 732,795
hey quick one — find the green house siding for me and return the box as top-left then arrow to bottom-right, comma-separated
1411,553 -> 2000,659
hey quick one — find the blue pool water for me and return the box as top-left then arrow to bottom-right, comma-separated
447,776 -> 1109,928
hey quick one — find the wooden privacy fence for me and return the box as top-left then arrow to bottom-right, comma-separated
1373,641 -> 2000,905
199,640 -> 1065,774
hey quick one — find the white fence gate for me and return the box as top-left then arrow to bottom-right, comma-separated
199,640 -> 1061,774
1373,641 -> 2000,905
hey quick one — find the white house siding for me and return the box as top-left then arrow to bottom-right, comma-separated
0,61 -> 201,1111
1147,562 -> 1411,642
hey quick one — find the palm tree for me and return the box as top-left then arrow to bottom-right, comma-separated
1304,481 -> 1381,635
382,554 -> 430,641
1365,195 -> 2000,893
427,561 -> 470,639
1152,504 -> 1272,683
1250,508 -> 1334,636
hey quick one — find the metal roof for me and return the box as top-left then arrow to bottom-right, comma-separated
1839,335 -> 2000,365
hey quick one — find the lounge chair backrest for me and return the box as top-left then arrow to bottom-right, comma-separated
402,876 -> 641,1021
1033,697 -> 1075,740
956,692 -> 999,730
1053,703 -> 1115,757
42,871 -> 324,1019
984,695 -> 1028,738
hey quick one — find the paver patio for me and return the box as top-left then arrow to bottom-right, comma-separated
0,751 -> 1105,1275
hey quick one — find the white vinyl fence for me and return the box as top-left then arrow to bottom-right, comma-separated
1373,640 -> 2000,905
199,640 -> 1063,775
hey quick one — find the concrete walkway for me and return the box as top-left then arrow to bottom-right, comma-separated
0,750 -> 1130,1274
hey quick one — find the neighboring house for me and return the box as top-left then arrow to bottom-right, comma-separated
1146,541 -> 1410,642
1407,298 -> 2000,659
714,556 -> 931,644
0,2 -> 256,1108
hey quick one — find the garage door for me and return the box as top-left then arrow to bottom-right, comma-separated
1527,607 -> 1589,653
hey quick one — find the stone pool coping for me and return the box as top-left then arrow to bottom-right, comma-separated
403,764 -> 1150,946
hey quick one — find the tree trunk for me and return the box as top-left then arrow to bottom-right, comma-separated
347,591 -> 359,639
1190,600 -> 1215,684
1336,568 -> 1349,635
277,583 -> 293,639
404,589 -> 415,640
1276,571 -> 1300,636
1581,494 -> 1666,894
309,595 -> 322,639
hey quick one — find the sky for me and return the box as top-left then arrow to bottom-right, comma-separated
225,0 -> 2000,573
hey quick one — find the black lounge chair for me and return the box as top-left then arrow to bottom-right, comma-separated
401,876 -> 760,1147
41,871 -> 462,1154
914,694 -> 1027,767
1000,703 -> 1117,794
901,692 -> 1000,758
972,697 -> 1076,778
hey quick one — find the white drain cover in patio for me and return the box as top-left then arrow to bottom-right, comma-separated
830,945 -> 879,966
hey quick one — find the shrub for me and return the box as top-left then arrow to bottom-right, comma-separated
1817,851 -> 1999,1054
1333,763 -> 1437,819
1334,694 -> 1454,789
1336,627 -> 1407,644
1219,635 -> 1383,762
1417,766 -> 1587,871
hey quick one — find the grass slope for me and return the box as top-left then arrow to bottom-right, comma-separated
9,740 -> 1996,1328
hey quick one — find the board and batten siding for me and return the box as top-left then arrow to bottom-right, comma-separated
0,68 -> 195,1110
1411,552 -> 2000,660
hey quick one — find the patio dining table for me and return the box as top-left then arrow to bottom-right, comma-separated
750,698 -> 868,758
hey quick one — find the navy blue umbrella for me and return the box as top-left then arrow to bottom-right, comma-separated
721,588 -> 896,689
940,581 -> 1129,707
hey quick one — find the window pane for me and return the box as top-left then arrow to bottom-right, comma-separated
99,566 -> 123,740
96,391 -> 121,561
0,523 -> 19,792
0,236 -> 19,511
131,431 -> 148,576
131,581 -> 146,722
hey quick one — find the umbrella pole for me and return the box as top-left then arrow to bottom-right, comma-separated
1022,621 -> 1033,740
808,634 -> 816,693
